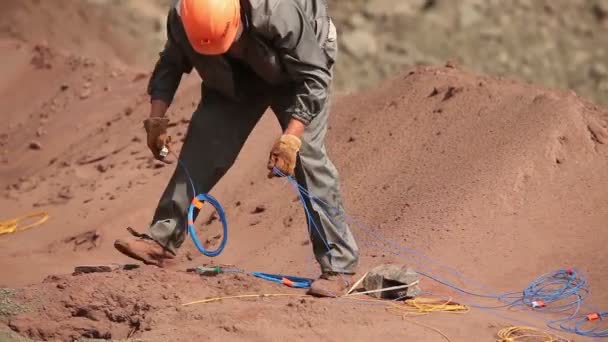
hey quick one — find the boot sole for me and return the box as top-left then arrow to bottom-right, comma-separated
113,240 -> 160,266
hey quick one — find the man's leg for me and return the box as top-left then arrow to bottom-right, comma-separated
271,94 -> 359,280
115,89 -> 269,264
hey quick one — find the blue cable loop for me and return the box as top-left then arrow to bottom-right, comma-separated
176,155 -> 228,257
557,311 -> 608,338
187,193 -> 228,257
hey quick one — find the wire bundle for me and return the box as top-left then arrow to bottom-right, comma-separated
519,269 -> 588,312
497,326 -> 569,342
0,212 -> 49,236
388,297 -> 469,316
557,311 -> 608,338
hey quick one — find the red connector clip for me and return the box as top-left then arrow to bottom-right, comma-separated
587,313 -> 600,321
566,268 -> 574,276
531,300 -> 546,308
282,277 -> 295,287
192,198 -> 204,209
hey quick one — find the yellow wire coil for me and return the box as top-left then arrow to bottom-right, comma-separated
389,297 -> 470,316
0,212 -> 49,236
497,326 -> 570,342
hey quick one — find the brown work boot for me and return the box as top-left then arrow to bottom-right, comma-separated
307,273 -> 353,298
114,237 -> 175,267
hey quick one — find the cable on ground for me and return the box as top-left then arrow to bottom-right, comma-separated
0,211 -> 49,236
497,326 -> 570,342
181,293 -> 311,306
172,151 -> 228,257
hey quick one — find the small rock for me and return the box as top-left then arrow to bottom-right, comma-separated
60,84 -> 69,91
341,30 -> 378,59
58,186 -> 74,200
445,60 -> 459,68
251,205 -> 266,214
443,86 -> 463,101
347,137 -> 356,143
133,72 -> 148,82
73,265 -> 117,275
363,264 -> 421,299
79,89 -> 92,100
28,141 -> 42,150
590,63 -> 608,79
593,2 -> 608,21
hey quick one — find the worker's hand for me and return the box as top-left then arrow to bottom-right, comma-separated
143,117 -> 172,163
267,134 -> 302,178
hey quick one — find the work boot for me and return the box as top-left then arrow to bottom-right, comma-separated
307,273 -> 353,298
114,237 -> 175,267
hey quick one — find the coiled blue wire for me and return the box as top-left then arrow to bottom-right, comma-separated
176,156 -> 228,257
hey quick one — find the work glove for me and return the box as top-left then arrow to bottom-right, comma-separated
143,117 -> 172,163
267,134 -> 302,178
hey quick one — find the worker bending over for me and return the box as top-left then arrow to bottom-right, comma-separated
114,0 -> 359,297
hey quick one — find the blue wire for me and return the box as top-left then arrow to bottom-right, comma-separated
250,272 -> 313,289
175,155 -> 228,257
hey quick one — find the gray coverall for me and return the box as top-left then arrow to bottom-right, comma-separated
146,0 -> 358,274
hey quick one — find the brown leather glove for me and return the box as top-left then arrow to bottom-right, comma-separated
143,117 -> 172,163
267,134 -> 302,178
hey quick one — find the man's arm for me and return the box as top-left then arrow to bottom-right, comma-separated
146,9 -> 193,116
261,2 -> 333,131
143,9 -> 193,162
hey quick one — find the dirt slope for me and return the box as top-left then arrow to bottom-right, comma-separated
0,0 -> 166,66
1,37 -> 607,341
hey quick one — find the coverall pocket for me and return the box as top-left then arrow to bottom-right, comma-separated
321,18 -> 338,69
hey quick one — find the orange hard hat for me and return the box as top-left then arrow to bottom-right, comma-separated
179,0 -> 241,55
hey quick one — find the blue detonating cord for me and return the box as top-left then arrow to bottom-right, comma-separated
175,156 -> 228,257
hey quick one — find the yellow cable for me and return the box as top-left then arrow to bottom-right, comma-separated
347,297 -> 462,341
389,297 -> 469,316
402,316 -> 453,342
0,212 -> 49,236
183,293 -> 458,341
497,326 -> 570,342
182,293 -> 311,306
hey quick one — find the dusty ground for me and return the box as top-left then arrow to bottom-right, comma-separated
1,1 -> 608,342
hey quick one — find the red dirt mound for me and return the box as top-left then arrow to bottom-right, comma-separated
1,39 -> 607,341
